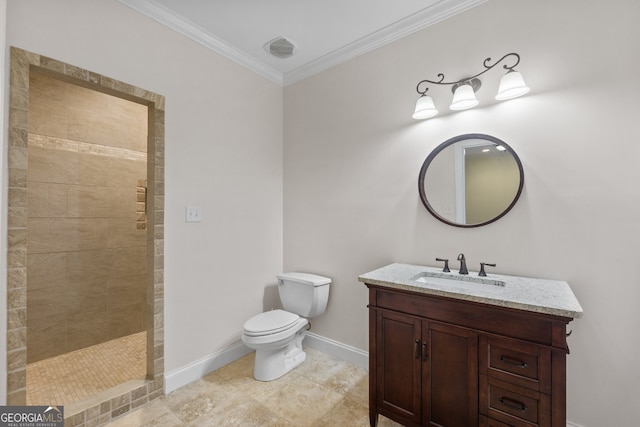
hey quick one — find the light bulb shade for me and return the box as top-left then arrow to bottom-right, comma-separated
449,84 -> 479,111
412,95 -> 438,119
496,70 -> 530,100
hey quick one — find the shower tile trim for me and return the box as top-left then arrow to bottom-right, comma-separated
28,133 -> 148,162
6,47 -> 165,427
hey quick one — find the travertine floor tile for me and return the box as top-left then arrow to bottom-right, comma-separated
99,347 -> 403,426
104,399 -> 182,427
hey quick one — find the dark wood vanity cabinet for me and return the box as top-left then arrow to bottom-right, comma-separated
367,284 -> 573,427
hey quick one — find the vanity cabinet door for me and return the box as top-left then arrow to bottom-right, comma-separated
375,309 -> 422,425
372,308 -> 479,427
423,321 -> 478,427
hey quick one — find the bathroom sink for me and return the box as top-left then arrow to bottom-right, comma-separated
410,271 -> 505,294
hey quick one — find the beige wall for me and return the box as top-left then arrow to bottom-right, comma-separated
26,71 -> 148,362
2,0 -> 283,390
284,0 -> 640,425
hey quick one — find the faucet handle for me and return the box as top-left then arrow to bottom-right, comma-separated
479,262 -> 496,277
435,258 -> 450,272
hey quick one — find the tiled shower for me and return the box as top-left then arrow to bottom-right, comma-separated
26,70 -> 148,401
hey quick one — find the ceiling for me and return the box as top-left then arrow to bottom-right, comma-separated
119,0 -> 487,86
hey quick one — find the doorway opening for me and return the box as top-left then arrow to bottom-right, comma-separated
6,47 -> 165,424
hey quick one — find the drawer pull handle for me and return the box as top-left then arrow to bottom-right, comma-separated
499,397 -> 527,412
500,355 -> 527,368
414,340 -> 420,359
422,341 -> 428,361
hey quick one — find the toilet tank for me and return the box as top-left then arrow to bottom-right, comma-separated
277,272 -> 331,318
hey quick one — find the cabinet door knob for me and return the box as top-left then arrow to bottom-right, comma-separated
414,340 -> 420,359
422,341 -> 428,361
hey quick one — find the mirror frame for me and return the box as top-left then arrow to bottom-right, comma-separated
418,133 -> 524,228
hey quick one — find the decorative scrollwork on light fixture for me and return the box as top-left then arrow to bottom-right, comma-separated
412,52 -> 530,120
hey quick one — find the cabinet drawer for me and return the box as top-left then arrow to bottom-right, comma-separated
481,376 -> 550,426
372,287 -> 555,345
490,345 -> 538,380
481,335 -> 551,393
479,415 -> 517,427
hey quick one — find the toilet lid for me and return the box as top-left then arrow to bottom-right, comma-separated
243,310 -> 300,337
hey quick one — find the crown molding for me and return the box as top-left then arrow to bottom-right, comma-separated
120,0 -> 487,87
283,0 -> 488,85
119,0 -> 283,85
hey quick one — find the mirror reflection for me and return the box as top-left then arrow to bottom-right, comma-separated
418,134 -> 524,227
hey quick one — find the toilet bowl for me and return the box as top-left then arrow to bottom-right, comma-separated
241,272 -> 331,381
242,310 -> 309,381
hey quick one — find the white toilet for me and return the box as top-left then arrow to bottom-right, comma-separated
241,272 -> 331,381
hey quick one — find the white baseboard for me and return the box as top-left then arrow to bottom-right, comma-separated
303,332 -> 369,370
164,340 -> 252,393
164,333 -> 369,393
567,422 -> 585,427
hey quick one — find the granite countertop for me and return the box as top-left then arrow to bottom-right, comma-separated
358,263 -> 583,319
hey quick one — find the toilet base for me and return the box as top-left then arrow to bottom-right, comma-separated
253,329 -> 307,381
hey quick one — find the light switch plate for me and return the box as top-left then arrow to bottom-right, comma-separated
185,206 -> 202,223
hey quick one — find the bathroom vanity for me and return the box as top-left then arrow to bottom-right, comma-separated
359,263 -> 583,427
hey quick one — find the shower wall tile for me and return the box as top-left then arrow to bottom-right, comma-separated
65,249 -> 118,283
26,322 -> 66,361
26,70 -> 149,363
28,101 -> 68,138
28,146 -> 82,184
27,218 -> 107,253
26,289 -> 68,325
27,182 -> 68,218
27,253 -> 67,292
29,71 -> 147,153
66,313 -> 112,352
108,304 -> 146,337
68,104 -> 147,152
107,219 -> 147,248
107,276 -> 146,311
66,186 -> 112,217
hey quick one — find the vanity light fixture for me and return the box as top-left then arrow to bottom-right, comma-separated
413,52 -> 529,120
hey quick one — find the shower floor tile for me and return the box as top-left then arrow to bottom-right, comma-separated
26,331 -> 147,406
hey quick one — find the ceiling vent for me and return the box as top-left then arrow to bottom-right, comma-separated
265,37 -> 295,59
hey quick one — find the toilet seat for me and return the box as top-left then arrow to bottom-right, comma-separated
243,309 -> 300,337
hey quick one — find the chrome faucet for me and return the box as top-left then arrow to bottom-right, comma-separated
457,253 -> 468,275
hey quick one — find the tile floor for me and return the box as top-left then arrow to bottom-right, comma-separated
27,332 -> 147,406
105,348 -> 402,427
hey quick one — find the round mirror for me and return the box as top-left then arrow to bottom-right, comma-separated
418,134 -> 524,228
